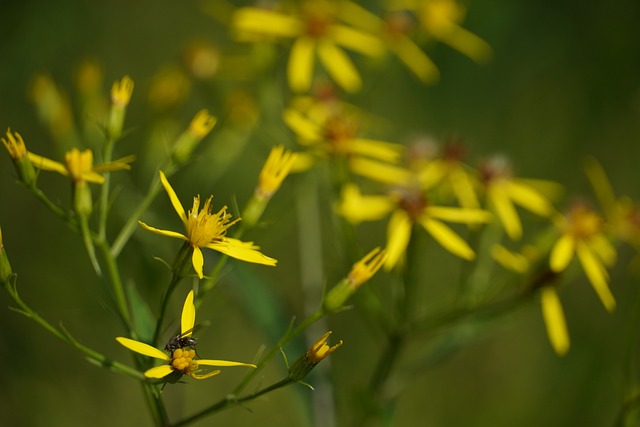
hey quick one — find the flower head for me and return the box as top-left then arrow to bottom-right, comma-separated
139,171 -> 277,279
256,145 -> 298,200
111,75 -> 134,108
2,129 -> 37,184
550,203 -> 617,311
116,290 -> 255,380
288,331 -> 343,381
232,0 -> 385,93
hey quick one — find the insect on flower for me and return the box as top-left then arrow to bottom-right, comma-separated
164,323 -> 207,354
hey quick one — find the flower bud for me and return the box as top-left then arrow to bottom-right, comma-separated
288,331 -> 343,381
0,227 -> 13,284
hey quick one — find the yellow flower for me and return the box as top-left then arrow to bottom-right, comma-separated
479,155 -> 558,240
111,75 -> 134,108
284,99 -> 402,165
138,171 -> 277,279
27,148 -> 134,184
116,290 -> 255,380
550,204 -> 617,311
232,0 -> 385,93
256,145 -> 298,199
336,160 -> 491,269
306,331 -> 343,363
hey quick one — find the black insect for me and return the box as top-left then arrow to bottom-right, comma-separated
164,324 -> 203,353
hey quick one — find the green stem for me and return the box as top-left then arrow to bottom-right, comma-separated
153,272 -> 184,346
233,309 -> 325,396
96,239 -> 132,331
98,137 -> 116,240
173,377 -> 295,427
79,214 -> 103,278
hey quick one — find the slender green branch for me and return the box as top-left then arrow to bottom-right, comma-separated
78,214 -> 103,278
98,138 -> 116,240
173,377 -> 295,427
96,239 -> 132,330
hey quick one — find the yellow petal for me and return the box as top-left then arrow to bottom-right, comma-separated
288,37 -> 315,93
283,108 -> 322,142
335,183 -> 395,223
192,247 -> 205,279
491,244 -> 529,273
27,152 -> 69,175
590,234 -> 617,267
540,287 -> 570,356
426,206 -> 492,224
489,185 -> 522,240
116,337 -> 169,361
197,359 -> 257,368
449,166 -> 480,209
390,35 -> 440,84
207,238 -> 277,266
190,369 -> 221,380
232,7 -> 301,38
138,221 -> 189,241
385,209 -> 413,269
583,156 -> 616,214
549,234 -> 575,272
329,24 -> 385,57
420,218 -> 475,260
349,157 -> 409,185
576,242 -> 616,312
144,365 -> 174,379
181,290 -> 196,336
159,171 -> 187,223
506,180 -> 554,217
317,40 -> 361,93
351,139 -> 403,163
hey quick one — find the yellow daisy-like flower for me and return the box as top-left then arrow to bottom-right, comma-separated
27,148 -> 134,184
336,160 -> 491,269
232,0 -> 385,93
284,99 -> 402,165
479,155 -> 558,240
550,203 -> 617,312
116,290 -> 255,380
139,171 -> 277,279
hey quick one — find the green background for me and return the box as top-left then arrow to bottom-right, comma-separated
1,0 -> 640,426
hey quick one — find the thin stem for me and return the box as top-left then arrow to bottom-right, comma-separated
98,137 -> 116,240
233,308 -> 325,396
96,239 -> 132,331
79,214 -> 103,278
173,377 -> 295,427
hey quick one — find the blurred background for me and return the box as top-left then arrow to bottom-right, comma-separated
1,0 -> 640,426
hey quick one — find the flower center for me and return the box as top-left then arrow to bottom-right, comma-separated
323,115 -> 357,155
65,148 -> 94,183
186,196 -> 240,248
395,186 -> 428,221
171,347 -> 198,374
565,204 -> 602,240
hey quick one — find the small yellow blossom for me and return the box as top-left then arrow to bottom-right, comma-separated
27,148 -> 134,184
172,110 -> 217,164
138,171 -> 277,279
324,247 -> 387,310
111,75 -> 134,108
257,145 -> 298,199
147,66 -> 191,111
116,290 -> 255,380
307,331 -> 343,363
2,129 -> 28,160
550,204 -> 617,311
188,109 -> 217,139
336,160 -> 492,269
232,0 -> 385,93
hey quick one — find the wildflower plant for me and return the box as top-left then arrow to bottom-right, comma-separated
2,2 -> 639,426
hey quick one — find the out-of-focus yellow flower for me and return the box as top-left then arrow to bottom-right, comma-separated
183,40 -> 220,80
27,148 -> 134,184
336,159 -> 491,269
550,203 -> 617,312
232,0 -> 385,93
172,110 -> 217,165
117,290 -> 255,380
29,73 -> 77,145
147,66 -> 191,111
479,155 -> 558,240
284,100 -> 402,165
138,171 -> 277,279
111,75 -> 134,108
257,145 -> 298,200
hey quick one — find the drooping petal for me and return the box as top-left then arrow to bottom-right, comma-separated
190,369 -> 221,380
349,157 -> 410,185
207,238 -> 277,266
335,183 -> 395,223
506,180 -> 555,217
576,242 -> 616,312
590,234 -> 617,267
116,337 -> 170,361
159,171 -> 187,223
491,244 -> 529,273
283,108 -> 323,142
197,359 -> 257,368
138,221 -> 189,241
27,152 -> 69,176
549,234 -> 575,272
540,287 -> 570,356
420,217 -> 475,260
385,209 -> 413,269
191,247 -> 205,279
449,166 -> 480,209
389,35 -> 440,84
181,290 -> 196,336
144,365 -> 174,379
288,37 -> 316,93
317,40 -> 361,93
